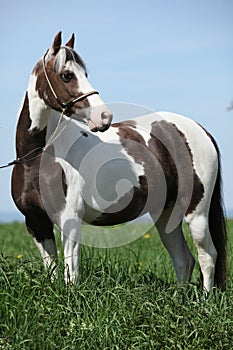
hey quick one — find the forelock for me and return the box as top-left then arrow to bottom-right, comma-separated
54,47 -> 67,73
54,47 -> 86,74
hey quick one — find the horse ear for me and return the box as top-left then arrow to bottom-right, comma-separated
51,31 -> 62,55
65,33 -> 75,48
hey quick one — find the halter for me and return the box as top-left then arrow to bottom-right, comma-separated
0,49 -> 100,169
42,49 -> 99,112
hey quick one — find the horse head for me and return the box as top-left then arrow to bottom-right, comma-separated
27,31 -> 112,132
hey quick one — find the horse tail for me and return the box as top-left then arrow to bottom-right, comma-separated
208,137 -> 227,290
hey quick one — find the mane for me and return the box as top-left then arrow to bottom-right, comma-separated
54,46 -> 87,74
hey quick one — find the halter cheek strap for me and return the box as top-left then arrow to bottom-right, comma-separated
42,50 -> 99,112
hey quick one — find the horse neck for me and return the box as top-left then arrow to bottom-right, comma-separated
15,92 -> 47,158
27,71 -> 51,132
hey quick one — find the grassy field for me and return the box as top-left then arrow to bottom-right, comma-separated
0,220 -> 232,349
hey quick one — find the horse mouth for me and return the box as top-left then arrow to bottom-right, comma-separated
98,124 -> 111,132
88,120 -> 111,133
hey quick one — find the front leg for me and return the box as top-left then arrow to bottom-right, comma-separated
61,217 -> 81,283
25,213 -> 58,279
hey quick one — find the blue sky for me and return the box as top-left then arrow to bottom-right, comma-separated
0,0 -> 233,220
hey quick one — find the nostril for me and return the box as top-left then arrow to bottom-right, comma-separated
99,124 -> 110,132
101,111 -> 113,125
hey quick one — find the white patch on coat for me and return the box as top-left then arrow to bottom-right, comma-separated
47,113 -> 144,223
27,72 -> 51,131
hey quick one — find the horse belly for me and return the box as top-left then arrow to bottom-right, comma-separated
81,158 -> 148,225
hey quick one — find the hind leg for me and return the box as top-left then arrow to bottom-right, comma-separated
151,210 -> 195,284
25,211 -> 57,275
186,212 -> 217,291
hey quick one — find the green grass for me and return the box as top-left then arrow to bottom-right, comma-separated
0,221 -> 233,349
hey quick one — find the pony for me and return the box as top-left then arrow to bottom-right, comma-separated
11,32 -> 227,291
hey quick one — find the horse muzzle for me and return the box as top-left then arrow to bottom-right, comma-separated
89,111 -> 113,132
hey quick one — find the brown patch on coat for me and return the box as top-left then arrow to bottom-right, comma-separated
148,120 -> 204,216
112,120 -> 137,129
91,120 -> 204,225
11,93 -> 67,241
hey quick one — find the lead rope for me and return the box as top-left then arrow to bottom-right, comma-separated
0,110 -> 71,169
0,147 -> 43,169
43,110 -> 71,151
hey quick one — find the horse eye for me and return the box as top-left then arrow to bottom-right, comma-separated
61,71 -> 74,83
